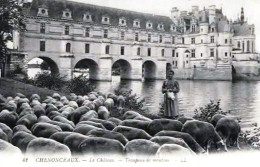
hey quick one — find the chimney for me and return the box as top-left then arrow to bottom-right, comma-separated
241,7 -> 244,23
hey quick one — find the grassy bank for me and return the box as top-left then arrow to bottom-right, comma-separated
0,77 -> 66,98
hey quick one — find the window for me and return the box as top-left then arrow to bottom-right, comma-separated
105,45 -> 109,54
172,61 -> 175,65
104,29 -> 108,38
121,46 -> 124,55
191,25 -> 195,32
161,49 -> 165,57
225,39 -> 228,44
148,48 -> 151,56
172,36 -> 175,44
85,44 -> 90,53
65,25 -> 70,35
211,28 -> 215,32
40,41 -> 45,51
85,27 -> 90,37
242,41 -> 245,52
148,34 -> 151,42
191,49 -> 195,58
182,37 -> 185,44
191,38 -> 195,44
201,39 -> 203,43
40,23 -> 45,34
176,53 -> 178,57
210,48 -> 214,57
176,61 -> 178,67
186,60 -> 189,64
159,35 -> 163,43
237,41 -> 241,48
121,31 -> 125,40
210,36 -> 214,43
137,47 -> 141,56
172,50 -> 175,57
225,52 -> 228,57
66,43 -> 71,52
247,40 -> 250,52
252,41 -> 254,52
135,33 -> 139,41
201,53 -> 203,57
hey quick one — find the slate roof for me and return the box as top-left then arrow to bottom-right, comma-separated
26,0 -> 174,32
232,22 -> 253,36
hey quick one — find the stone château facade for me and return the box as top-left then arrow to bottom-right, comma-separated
13,0 -> 259,81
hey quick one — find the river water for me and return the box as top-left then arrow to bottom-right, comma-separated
27,68 -> 260,130
91,77 -> 260,130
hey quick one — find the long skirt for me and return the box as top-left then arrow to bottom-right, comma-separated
163,93 -> 179,118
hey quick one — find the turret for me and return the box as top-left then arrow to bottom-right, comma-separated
209,5 -> 216,24
171,7 -> 179,19
200,7 -> 209,34
192,6 -> 199,19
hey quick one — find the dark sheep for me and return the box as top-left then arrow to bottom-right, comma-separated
0,129 -> 8,141
18,108 -> 34,119
0,110 -> 19,128
89,118 -> 116,130
182,120 -> 227,152
69,106 -> 90,124
16,114 -> 37,129
155,131 -> 205,154
87,129 -> 129,145
211,114 -> 226,127
53,116 -> 75,128
26,138 -> 71,156
47,120 -> 74,132
79,137 -> 124,155
64,133 -> 89,155
0,123 -> 13,142
119,120 -> 150,131
125,139 -> 160,155
73,124 -> 101,135
147,119 -> 183,136
76,121 -> 106,129
113,125 -> 152,141
178,116 -> 194,124
31,123 -> 62,138
215,117 -> 241,149
50,132 -> 74,144
13,125 -> 32,134
11,131 -> 36,152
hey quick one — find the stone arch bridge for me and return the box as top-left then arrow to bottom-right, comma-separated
26,52 -> 171,81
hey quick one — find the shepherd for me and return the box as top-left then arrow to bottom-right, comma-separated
162,69 -> 180,119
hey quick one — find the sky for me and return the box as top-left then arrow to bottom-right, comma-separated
68,0 -> 260,52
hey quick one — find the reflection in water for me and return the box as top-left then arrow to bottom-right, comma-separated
91,77 -> 260,130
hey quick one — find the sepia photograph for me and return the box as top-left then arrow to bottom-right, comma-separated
0,0 -> 260,166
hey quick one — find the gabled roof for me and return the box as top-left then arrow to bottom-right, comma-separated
27,0 -> 174,32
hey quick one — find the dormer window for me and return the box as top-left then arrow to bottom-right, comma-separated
119,18 -> 126,26
83,13 -> 92,22
171,25 -> 176,31
146,22 -> 153,29
37,8 -> 48,17
191,25 -> 196,32
102,16 -> 110,24
133,20 -> 140,28
158,24 -> 164,30
211,27 -> 215,33
62,9 -> 72,19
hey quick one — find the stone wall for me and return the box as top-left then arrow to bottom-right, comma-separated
174,67 -> 233,81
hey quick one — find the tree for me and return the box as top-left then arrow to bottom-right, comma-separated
0,0 -> 25,76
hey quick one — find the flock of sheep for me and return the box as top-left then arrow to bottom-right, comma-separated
0,91 -> 241,157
